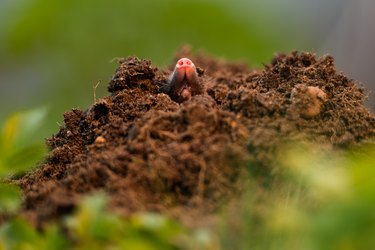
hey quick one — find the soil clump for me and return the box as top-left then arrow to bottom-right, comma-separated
18,50 -> 375,227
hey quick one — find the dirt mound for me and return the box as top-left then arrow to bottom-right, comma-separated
18,50 -> 375,227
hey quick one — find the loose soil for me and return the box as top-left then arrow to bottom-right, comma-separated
18,48 -> 375,228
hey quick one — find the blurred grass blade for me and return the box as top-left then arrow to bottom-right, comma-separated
1,144 -> 45,177
1,114 -> 21,154
0,217 -> 67,250
0,218 -> 39,249
0,183 -> 21,213
1,107 -> 47,150
0,107 -> 47,176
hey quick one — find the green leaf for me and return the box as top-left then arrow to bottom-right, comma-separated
65,193 -> 124,245
0,107 -> 47,176
39,224 -> 68,250
1,144 -> 45,177
0,219 -> 68,250
131,213 -> 183,240
1,107 -> 47,150
0,218 -> 39,249
0,183 -> 21,213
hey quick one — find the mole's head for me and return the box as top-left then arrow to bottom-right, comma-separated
164,57 -> 202,102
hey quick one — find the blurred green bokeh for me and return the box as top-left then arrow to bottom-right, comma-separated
0,0 -> 343,139
0,108 -> 47,213
219,144 -> 375,250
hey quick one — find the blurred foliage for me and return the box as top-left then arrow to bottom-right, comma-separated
0,184 -> 21,214
0,108 -> 46,213
65,194 -> 214,250
0,193 -> 215,250
0,107 -> 47,177
219,143 -> 375,250
0,220 -> 66,250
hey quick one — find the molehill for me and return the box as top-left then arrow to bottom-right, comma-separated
18,49 -> 375,228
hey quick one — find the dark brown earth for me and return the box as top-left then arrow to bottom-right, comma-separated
18,48 -> 375,228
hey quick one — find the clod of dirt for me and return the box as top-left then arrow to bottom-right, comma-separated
290,84 -> 327,119
107,56 -> 159,93
17,50 -> 375,228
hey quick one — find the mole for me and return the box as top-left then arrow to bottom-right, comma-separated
161,58 -> 203,103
